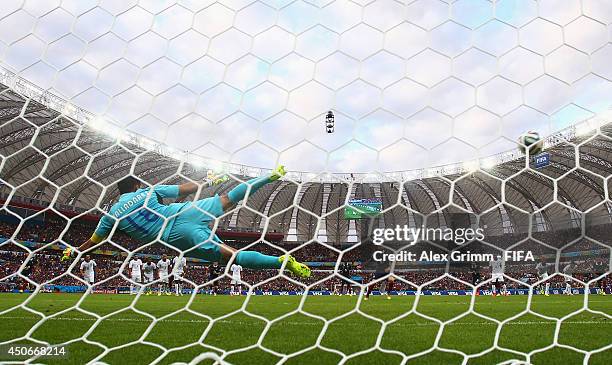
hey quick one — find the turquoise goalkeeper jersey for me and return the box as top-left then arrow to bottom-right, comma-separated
93,185 -> 184,243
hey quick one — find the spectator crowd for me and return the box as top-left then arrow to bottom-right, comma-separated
0,215 -> 609,294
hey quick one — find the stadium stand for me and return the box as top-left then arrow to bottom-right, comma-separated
0,77 -> 610,296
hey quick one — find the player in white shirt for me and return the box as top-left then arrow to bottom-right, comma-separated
172,256 -> 187,296
535,257 -> 550,296
563,261 -> 577,295
80,255 -> 97,294
142,259 -> 157,296
157,254 -> 172,296
129,257 -> 143,295
490,255 -> 507,296
230,264 -> 243,295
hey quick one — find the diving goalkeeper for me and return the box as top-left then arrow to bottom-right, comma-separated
62,166 -> 310,278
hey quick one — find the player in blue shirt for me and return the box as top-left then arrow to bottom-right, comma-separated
62,166 -> 310,278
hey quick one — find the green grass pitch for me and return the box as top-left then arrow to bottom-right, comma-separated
0,293 -> 610,364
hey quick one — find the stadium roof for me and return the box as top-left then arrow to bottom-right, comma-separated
1,68 -> 612,245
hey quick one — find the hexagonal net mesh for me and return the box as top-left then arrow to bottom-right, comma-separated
0,0 -> 611,364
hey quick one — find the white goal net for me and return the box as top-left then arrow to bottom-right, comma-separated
0,1 -> 611,364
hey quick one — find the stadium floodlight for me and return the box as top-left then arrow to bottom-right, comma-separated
140,137 -> 159,151
90,116 -> 129,143
575,117 -> 603,137
104,123 -> 125,141
463,160 -> 479,172
188,155 -> 206,169
480,157 -> 497,170
61,104 -> 77,117
90,116 -> 108,131
167,147 -> 185,161
576,124 -> 592,136
208,159 -> 223,172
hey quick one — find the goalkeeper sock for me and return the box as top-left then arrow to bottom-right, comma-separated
235,251 -> 282,269
227,175 -> 272,204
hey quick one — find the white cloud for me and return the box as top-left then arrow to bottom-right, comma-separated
0,0 -> 610,174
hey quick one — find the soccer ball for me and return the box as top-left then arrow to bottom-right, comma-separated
517,131 -> 544,155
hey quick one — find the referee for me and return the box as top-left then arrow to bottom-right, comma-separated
339,262 -> 353,295
207,262 -> 222,295
470,261 -> 481,295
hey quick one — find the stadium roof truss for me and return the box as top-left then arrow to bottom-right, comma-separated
1,70 -> 612,244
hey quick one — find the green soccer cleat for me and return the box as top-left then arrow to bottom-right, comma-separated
214,176 -> 229,185
270,165 -> 286,181
207,170 -> 229,185
279,255 -> 311,278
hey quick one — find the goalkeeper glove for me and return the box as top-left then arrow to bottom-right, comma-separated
61,247 -> 73,262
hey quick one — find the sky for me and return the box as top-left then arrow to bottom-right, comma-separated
0,0 -> 611,173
